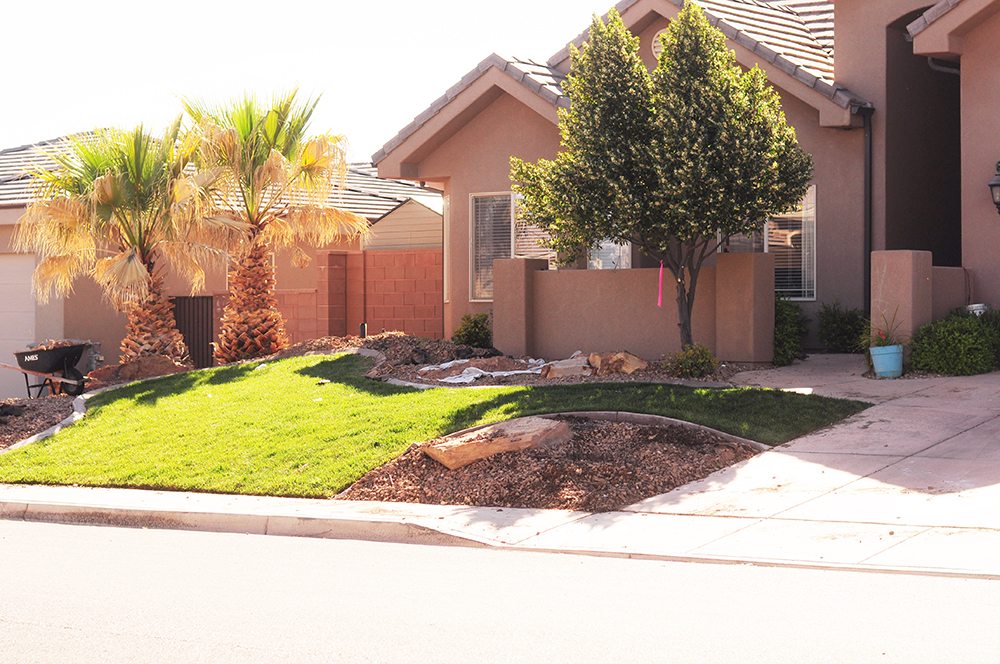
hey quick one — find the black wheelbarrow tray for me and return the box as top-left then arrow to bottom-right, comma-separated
0,343 -> 90,398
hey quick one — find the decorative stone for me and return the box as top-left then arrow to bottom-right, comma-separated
541,355 -> 593,379
423,417 -> 573,470
589,351 -> 648,376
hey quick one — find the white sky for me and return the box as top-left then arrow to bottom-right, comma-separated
1,0 -> 614,161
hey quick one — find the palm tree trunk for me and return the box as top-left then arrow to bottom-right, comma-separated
120,275 -> 191,365
214,240 -> 289,364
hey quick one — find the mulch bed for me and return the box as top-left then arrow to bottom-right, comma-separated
0,396 -> 74,450
338,417 -> 759,512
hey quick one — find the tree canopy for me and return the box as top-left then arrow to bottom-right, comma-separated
512,2 -> 813,347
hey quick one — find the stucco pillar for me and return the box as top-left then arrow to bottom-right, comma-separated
493,258 -> 548,357
871,250 -> 933,342
345,252 -> 365,336
715,253 -> 775,363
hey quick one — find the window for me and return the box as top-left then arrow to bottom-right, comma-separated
470,193 -> 557,301
588,240 -> 632,270
470,194 -> 512,301
721,185 -> 817,301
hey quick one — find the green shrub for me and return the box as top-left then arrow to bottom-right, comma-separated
774,298 -> 808,367
451,313 -> 493,349
818,302 -> 866,353
911,315 -> 999,376
664,344 -> 719,379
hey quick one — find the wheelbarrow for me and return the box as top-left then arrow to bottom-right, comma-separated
0,343 -> 90,398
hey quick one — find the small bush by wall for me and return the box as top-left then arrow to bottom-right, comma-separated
818,302 -> 866,353
664,344 -> 719,378
911,315 -> 1000,376
774,298 -> 808,367
452,313 -> 493,349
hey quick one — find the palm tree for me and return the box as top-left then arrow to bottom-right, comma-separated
14,122 -> 244,365
184,91 -> 369,363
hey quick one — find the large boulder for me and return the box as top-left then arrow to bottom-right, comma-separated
423,416 -> 573,470
540,352 -> 594,379
588,351 -> 648,376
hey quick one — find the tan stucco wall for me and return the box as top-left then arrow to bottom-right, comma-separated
417,92 -> 561,337
494,253 -> 776,362
956,8 -> 1000,307
530,266 -> 717,360
835,0 -> 942,255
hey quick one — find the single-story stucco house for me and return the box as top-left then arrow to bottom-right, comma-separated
374,0 -> 996,362
0,138 -> 444,397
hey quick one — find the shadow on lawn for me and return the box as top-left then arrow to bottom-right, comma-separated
114,363 -> 263,407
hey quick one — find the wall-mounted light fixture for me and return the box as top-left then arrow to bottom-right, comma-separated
988,161 -> 1000,215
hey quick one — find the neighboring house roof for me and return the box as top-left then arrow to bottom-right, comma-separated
0,137 -> 442,223
906,0 -> 963,37
373,0 -> 866,165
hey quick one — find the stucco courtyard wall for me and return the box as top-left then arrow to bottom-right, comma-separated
494,253 -> 774,362
870,251 -> 972,342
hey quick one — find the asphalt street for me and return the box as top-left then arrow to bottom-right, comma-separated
1,520 -> 998,663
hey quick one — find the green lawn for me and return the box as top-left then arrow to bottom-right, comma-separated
0,354 -> 867,498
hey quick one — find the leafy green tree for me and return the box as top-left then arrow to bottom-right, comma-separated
512,3 -> 813,347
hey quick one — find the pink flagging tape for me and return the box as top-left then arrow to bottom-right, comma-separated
657,261 -> 664,308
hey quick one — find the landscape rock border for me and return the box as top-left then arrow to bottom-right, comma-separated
426,411 -> 770,455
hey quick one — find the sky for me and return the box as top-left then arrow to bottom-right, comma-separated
1,0 -> 615,162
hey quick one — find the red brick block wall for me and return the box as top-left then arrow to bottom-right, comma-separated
276,289 -> 319,344
364,249 -> 443,338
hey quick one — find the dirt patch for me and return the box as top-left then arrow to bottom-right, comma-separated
0,396 -> 74,450
338,417 -> 758,512
86,355 -> 189,390
387,359 -> 767,387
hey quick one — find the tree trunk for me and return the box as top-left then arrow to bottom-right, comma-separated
214,240 -> 289,364
674,277 -> 695,348
119,275 -> 191,366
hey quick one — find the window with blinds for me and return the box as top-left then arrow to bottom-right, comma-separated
588,240 -> 632,270
720,185 -> 817,300
471,194 -> 513,300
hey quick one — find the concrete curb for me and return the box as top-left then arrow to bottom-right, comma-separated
1,484 -> 997,581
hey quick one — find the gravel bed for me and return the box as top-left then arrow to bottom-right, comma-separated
0,396 -> 74,450
338,417 -> 759,512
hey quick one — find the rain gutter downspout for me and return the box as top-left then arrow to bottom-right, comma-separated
857,104 -> 875,316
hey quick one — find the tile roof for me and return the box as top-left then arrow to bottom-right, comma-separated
549,0 -> 850,101
0,137 -> 442,223
374,0 -> 866,164
906,0 -> 963,37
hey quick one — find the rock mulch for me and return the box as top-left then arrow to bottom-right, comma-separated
385,359 -> 765,387
338,417 -> 759,512
0,396 -> 74,450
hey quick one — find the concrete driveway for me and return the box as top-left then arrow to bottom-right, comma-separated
519,355 -> 1000,575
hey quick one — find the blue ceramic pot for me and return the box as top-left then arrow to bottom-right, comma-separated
870,344 -> 904,379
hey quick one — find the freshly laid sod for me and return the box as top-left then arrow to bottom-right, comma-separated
0,354 -> 867,497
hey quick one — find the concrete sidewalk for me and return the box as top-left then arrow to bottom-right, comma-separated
3,354 -> 1000,579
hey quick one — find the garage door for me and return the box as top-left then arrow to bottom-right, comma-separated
0,254 -> 36,398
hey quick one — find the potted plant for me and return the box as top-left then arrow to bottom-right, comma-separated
868,311 -> 904,379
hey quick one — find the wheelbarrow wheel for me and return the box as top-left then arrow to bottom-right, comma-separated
62,367 -> 86,397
